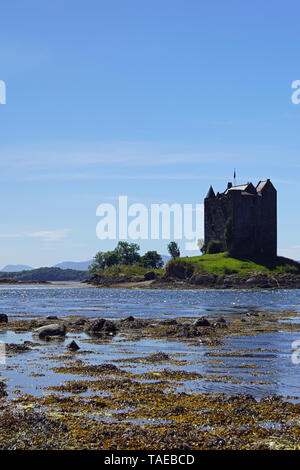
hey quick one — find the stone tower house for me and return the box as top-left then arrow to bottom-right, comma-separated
204,179 -> 277,257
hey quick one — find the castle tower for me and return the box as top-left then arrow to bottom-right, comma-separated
204,179 -> 277,257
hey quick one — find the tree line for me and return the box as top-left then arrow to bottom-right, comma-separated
89,241 -> 181,273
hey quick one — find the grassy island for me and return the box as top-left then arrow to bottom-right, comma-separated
165,252 -> 300,278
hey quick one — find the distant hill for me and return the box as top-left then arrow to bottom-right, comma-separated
1,264 -> 34,272
53,260 -> 94,271
0,255 -> 169,278
0,267 -> 89,282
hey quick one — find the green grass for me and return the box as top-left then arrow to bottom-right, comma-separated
167,252 -> 300,277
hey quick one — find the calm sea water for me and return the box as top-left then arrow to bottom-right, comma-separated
0,283 -> 300,400
0,283 -> 299,320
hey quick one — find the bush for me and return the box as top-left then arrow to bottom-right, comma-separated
167,241 -> 180,258
139,251 -> 163,269
164,259 -> 194,279
207,240 -> 223,254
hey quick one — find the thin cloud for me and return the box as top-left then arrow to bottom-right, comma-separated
25,230 -> 71,241
0,144 -> 234,168
0,229 -> 71,242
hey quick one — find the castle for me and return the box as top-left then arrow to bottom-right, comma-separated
204,179 -> 277,257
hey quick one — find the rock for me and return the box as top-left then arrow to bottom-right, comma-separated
217,317 -> 226,323
213,321 -> 227,328
119,318 -> 149,330
144,271 -> 156,281
46,315 -> 58,320
24,341 -> 40,347
0,314 -> 8,323
67,340 -> 80,351
73,318 -> 86,326
227,394 -> 256,403
6,343 -> 31,353
146,352 -> 170,362
194,317 -> 211,327
189,273 -> 217,286
213,317 -> 227,328
122,316 -> 135,322
162,319 -> 178,325
246,311 -> 259,317
0,381 -> 7,398
85,319 -> 118,336
179,325 -> 201,338
33,323 -> 67,339
260,395 -> 283,403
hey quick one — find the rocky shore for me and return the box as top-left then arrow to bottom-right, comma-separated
1,308 -> 300,449
0,278 -> 50,285
87,271 -> 300,290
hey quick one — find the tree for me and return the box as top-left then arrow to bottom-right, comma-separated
89,252 -> 106,273
114,241 -> 141,265
224,217 -> 234,252
140,251 -> 164,269
104,250 -> 120,267
167,241 -> 180,259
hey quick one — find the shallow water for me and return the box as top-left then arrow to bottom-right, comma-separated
0,284 -> 300,401
0,283 -> 300,320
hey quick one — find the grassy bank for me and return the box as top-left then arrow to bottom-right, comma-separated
165,252 -> 300,277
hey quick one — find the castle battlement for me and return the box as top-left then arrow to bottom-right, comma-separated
204,179 -> 277,256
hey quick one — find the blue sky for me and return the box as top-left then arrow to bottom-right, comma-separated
0,0 -> 300,267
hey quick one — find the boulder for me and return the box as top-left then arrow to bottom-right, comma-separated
122,316 -> 135,322
6,343 -> 31,353
67,340 -> 80,351
85,318 -> 118,336
162,319 -> 178,325
146,352 -> 169,362
144,271 -> 156,281
0,381 -> 7,398
0,314 -> 8,323
194,317 -> 211,327
189,274 -> 217,286
217,316 -> 226,323
34,323 -> 67,339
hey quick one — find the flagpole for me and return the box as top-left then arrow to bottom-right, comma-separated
234,169 -> 236,186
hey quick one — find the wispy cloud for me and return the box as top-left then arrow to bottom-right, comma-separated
0,142 -> 237,181
0,229 -> 71,242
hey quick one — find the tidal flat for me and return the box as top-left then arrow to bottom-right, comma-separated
1,295 -> 300,450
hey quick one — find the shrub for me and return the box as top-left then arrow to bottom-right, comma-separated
207,240 -> 223,254
164,259 -> 194,279
167,241 -> 180,258
139,251 -> 164,269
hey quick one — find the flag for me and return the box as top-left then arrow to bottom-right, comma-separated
234,169 -> 236,179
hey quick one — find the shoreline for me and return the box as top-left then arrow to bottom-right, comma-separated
1,276 -> 300,291
86,273 -> 300,290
